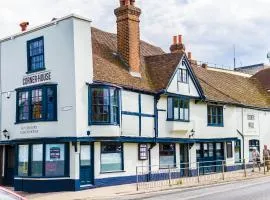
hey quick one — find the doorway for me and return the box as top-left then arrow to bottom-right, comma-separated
80,144 -> 93,186
180,144 -> 189,177
4,146 -> 15,186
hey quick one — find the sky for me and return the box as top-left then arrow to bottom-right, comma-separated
0,0 -> 270,68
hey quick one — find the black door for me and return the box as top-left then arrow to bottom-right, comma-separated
180,144 -> 189,177
4,146 -> 15,186
80,144 -> 93,186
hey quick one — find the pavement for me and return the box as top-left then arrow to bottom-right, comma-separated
126,176 -> 270,200
22,170 -> 268,200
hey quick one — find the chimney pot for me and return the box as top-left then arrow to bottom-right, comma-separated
178,35 -> 182,44
20,21 -> 29,32
202,63 -> 208,69
173,36 -> 177,45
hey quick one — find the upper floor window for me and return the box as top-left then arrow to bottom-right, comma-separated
16,85 -> 57,123
177,68 -> 188,83
27,37 -> 45,72
89,86 -> 120,125
207,105 -> 223,126
167,97 -> 189,121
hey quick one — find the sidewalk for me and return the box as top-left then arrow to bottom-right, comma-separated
23,170 -> 269,200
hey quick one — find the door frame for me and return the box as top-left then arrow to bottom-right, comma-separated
79,142 -> 94,186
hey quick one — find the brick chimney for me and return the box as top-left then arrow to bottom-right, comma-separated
20,21 -> 29,32
170,35 -> 185,53
114,0 -> 142,77
187,51 -> 198,66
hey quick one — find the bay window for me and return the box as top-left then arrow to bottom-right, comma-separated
159,143 -> 176,168
16,84 -> 57,123
100,142 -> 123,172
89,86 -> 120,125
167,97 -> 189,121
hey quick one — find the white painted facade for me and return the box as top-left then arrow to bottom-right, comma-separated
0,14 -> 268,192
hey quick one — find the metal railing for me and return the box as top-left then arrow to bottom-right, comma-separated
136,159 -> 267,191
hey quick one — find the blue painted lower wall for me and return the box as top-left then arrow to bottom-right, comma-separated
14,179 -> 80,193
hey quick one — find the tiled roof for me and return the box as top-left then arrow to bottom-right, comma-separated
252,68 -> 270,92
91,27 -> 270,109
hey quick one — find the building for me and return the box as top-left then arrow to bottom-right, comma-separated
0,0 -> 269,193
235,63 -> 270,75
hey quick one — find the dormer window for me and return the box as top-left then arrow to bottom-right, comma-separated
27,36 -> 45,73
89,86 -> 120,125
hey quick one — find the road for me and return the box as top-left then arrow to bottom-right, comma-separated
123,177 -> 270,200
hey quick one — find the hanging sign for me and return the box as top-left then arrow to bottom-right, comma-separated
138,144 -> 148,160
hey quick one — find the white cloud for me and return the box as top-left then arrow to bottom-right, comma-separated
0,0 -> 269,67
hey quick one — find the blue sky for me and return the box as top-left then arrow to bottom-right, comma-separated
1,0 -> 270,68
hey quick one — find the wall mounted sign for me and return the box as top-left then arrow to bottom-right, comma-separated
23,71 -> 51,86
138,144 -> 148,160
20,125 -> 39,134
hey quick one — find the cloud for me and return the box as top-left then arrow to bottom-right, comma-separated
0,0 -> 269,67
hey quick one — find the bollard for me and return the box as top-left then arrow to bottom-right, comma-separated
197,162 -> 200,183
168,166 -> 172,186
244,159 -> 247,177
222,161 -> 225,180
136,166 -> 139,191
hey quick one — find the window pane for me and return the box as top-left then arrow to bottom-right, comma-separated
173,98 -> 179,120
45,144 -> 65,177
18,91 -> 29,121
80,145 -> 91,166
167,98 -> 173,119
18,145 -> 29,176
159,144 -> 175,168
110,88 -> 119,123
91,88 -> 110,123
31,144 -> 43,176
47,87 -> 56,120
226,142 -> 233,158
31,89 -> 43,120
100,143 -> 122,172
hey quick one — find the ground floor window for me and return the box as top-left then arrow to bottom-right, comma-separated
159,143 -> 176,168
226,142 -> 233,158
100,142 -> 123,173
234,140 -> 241,163
249,140 -> 260,162
17,143 -> 68,177
196,142 -> 224,161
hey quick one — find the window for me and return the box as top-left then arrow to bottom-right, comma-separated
100,143 -> 123,172
177,68 -> 188,83
18,145 -> 29,176
17,143 -> 68,177
207,105 -> 223,126
167,97 -> 189,121
248,122 -> 255,129
31,144 -> 43,176
45,144 -> 65,177
27,37 -> 45,72
89,86 -> 120,125
235,140 -> 241,163
247,114 -> 255,120
159,143 -> 176,168
16,85 -> 57,123
226,142 -> 233,158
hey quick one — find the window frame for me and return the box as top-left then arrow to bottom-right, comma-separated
100,142 -> 124,173
88,85 -> 120,125
27,36 -> 45,73
16,84 -> 57,124
207,105 -> 224,127
167,96 -> 190,122
16,143 -> 69,178
159,143 -> 176,169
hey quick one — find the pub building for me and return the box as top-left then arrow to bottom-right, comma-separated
0,0 -> 269,192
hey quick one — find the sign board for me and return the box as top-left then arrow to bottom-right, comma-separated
138,144 -> 148,160
50,147 -> 61,160
23,71 -> 51,86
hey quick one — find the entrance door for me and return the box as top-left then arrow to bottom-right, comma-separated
180,144 -> 189,177
80,144 -> 93,186
4,146 -> 15,186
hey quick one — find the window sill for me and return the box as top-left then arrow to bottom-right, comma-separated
26,68 -> 46,74
89,123 -> 120,126
15,119 -> 57,124
100,170 -> 125,174
15,176 -> 69,179
207,124 -> 224,127
167,119 -> 190,123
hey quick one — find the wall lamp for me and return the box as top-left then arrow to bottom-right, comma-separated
3,129 -> 10,139
189,129 -> 195,138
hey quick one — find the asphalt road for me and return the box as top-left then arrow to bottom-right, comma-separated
127,177 -> 270,200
